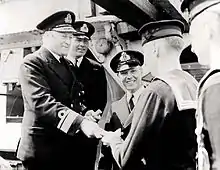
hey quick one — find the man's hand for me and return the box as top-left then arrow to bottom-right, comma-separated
80,119 -> 106,138
84,109 -> 102,122
0,156 -> 12,170
101,129 -> 123,146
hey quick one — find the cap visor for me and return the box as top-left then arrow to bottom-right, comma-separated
52,27 -> 77,33
73,34 -> 90,40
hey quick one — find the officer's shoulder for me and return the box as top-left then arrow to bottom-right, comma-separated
86,57 -> 103,68
22,50 -> 45,67
148,79 -> 173,97
23,51 -> 39,63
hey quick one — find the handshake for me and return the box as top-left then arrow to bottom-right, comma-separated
80,109 -> 123,145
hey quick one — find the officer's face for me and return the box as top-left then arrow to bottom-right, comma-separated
69,36 -> 90,58
50,31 -> 74,56
118,66 -> 143,93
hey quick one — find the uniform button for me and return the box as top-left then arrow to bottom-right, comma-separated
81,91 -> 85,95
71,104 -> 74,108
78,92 -> 81,96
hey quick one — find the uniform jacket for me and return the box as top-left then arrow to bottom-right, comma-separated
103,90 -> 146,170
17,47 -> 107,169
73,54 -> 107,112
71,53 -> 108,169
108,70 -> 198,170
197,69 -> 220,170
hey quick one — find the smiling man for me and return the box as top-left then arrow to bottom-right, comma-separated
17,11 -> 106,170
101,50 -> 146,170
67,21 -> 108,169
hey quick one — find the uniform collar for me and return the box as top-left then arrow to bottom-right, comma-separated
126,85 -> 145,106
68,56 -> 84,67
76,56 -> 83,67
43,46 -> 62,62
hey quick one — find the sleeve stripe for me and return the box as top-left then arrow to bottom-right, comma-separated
57,110 -> 78,133
57,111 -> 68,129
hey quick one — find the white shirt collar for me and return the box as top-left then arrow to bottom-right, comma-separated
67,56 -> 83,67
126,85 -> 145,106
76,56 -> 83,67
44,46 -> 61,62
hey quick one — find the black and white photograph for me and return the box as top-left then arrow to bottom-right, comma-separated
0,0 -> 219,170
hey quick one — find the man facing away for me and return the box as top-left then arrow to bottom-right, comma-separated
181,0 -> 220,169
17,11 -> 105,170
102,19 -> 198,170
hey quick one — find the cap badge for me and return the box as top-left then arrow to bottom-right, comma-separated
119,52 -> 131,62
64,13 -> 72,24
80,24 -> 89,33
143,28 -> 159,40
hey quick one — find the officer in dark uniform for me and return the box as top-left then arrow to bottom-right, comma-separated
68,21 -> 107,115
67,21 -> 108,170
17,11 -> 105,170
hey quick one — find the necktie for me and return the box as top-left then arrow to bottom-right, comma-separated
75,58 -> 79,68
59,56 -> 66,64
129,94 -> 134,111
59,56 -> 70,69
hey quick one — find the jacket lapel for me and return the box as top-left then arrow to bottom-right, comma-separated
123,111 -> 134,129
123,91 -> 145,128
112,95 -> 130,127
40,47 -> 71,87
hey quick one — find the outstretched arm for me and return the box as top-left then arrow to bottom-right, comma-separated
101,89 -> 168,169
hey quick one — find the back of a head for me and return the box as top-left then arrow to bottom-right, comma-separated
191,3 -> 220,34
138,20 -> 184,47
181,0 -> 220,36
164,36 -> 184,52
138,20 -> 184,76
138,20 -> 185,57
183,1 -> 220,64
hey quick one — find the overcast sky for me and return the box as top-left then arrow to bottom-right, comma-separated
0,0 -> 92,35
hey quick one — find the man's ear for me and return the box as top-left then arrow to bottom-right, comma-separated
140,66 -> 143,74
153,42 -> 159,58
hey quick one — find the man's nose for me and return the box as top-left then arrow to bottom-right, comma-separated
126,71 -> 133,78
79,40 -> 86,46
64,37 -> 72,45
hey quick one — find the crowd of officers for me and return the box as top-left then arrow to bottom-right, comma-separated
9,0 -> 220,169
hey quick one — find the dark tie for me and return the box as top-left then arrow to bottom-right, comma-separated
129,94 -> 134,111
59,56 -> 66,64
75,58 -> 79,68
